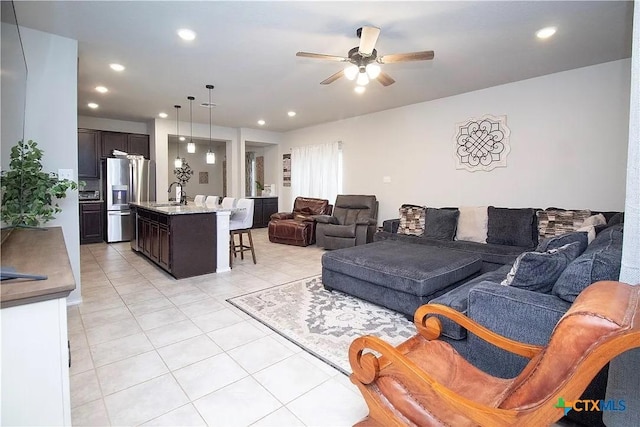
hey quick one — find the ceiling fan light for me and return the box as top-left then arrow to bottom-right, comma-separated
344,65 -> 358,80
356,72 -> 369,86
174,157 -> 183,168
206,150 -> 216,164
187,142 -> 195,153
366,63 -> 381,79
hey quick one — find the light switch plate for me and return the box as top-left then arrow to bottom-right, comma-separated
58,169 -> 74,181
383,176 -> 392,183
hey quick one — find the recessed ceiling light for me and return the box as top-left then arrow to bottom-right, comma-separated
177,29 -> 196,41
354,86 -> 366,94
88,102 -> 99,109
109,63 -> 125,72
287,111 -> 296,117
536,26 -> 557,39
179,136 -> 186,141
95,86 -> 108,93
257,120 -> 266,126
158,112 -> 168,118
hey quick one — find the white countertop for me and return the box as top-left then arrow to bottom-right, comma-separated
131,202 -> 237,216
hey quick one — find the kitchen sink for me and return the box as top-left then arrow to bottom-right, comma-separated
150,202 -> 181,207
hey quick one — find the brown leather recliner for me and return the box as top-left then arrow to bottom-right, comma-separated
268,197 -> 332,246
315,195 -> 378,250
349,280 -> 640,427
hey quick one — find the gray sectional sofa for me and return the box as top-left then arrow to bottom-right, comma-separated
323,206 -> 623,363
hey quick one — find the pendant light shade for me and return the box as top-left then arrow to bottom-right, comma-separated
187,96 -> 196,154
174,104 -> 182,168
205,84 -> 216,164
206,151 -> 215,164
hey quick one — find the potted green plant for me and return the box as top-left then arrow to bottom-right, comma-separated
1,140 -> 78,227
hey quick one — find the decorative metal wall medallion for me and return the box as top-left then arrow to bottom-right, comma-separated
453,114 -> 511,172
174,160 -> 194,184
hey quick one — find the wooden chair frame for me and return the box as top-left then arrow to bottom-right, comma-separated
349,281 -> 640,427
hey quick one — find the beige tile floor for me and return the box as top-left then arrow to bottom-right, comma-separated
69,228 -> 369,426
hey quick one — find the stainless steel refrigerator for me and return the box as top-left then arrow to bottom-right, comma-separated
104,157 -> 155,243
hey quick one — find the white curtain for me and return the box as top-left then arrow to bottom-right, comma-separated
291,141 -> 342,203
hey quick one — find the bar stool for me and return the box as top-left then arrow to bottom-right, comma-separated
194,195 -> 206,205
205,196 -> 219,207
221,197 -> 236,209
229,198 -> 256,267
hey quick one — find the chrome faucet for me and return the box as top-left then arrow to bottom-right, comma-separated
168,181 -> 181,202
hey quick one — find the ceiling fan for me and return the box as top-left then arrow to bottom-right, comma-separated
296,26 -> 434,87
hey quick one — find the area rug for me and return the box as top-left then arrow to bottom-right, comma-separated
227,275 -> 416,374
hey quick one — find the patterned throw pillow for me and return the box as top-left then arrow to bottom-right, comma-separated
537,209 -> 592,240
501,242 -> 584,293
398,206 -> 426,236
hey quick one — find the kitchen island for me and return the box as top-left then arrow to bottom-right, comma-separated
130,202 -> 232,278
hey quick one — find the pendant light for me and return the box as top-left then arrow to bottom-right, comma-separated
174,105 -> 182,168
187,96 -> 196,153
205,84 -> 216,164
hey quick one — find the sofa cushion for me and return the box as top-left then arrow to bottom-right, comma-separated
455,206 -> 488,243
398,206 -> 425,236
430,263 -> 512,339
374,231 -> 526,266
486,207 -> 537,248
322,224 -> 356,238
322,240 -> 482,297
537,209 -> 591,239
424,208 -> 459,241
501,242 -> 584,293
536,231 -> 588,253
553,225 -> 623,302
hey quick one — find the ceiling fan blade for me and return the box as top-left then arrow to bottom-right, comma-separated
358,26 -> 380,56
377,71 -> 395,86
320,70 -> 344,85
378,50 -> 435,64
296,52 -> 349,62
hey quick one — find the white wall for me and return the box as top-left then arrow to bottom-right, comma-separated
167,141 -> 225,198
282,59 -> 631,222
153,119 -> 283,201
77,116 -> 149,135
19,27 -> 82,304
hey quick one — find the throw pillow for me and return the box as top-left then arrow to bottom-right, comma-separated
537,209 -> 592,240
608,212 -> 624,226
581,213 -> 606,227
424,208 -> 459,241
501,242 -> 584,293
536,231 -> 588,254
486,207 -> 537,248
576,225 -> 596,244
455,206 -> 488,243
553,225 -> 623,302
398,206 -> 426,236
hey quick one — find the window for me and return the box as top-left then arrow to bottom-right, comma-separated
291,141 -> 342,202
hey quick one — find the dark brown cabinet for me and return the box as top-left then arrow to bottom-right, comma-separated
101,131 -> 150,159
132,206 -> 216,279
249,197 -> 278,228
127,134 -> 150,158
78,129 -> 101,178
80,202 -> 103,244
101,132 -> 128,157
158,225 -> 170,269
